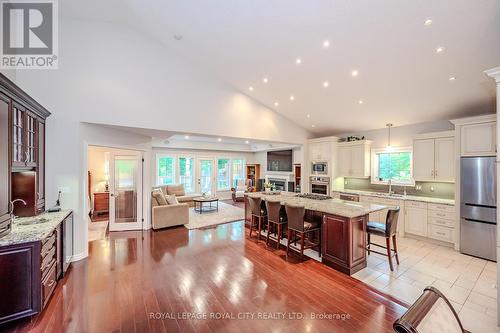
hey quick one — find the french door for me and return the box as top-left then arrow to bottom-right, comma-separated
109,151 -> 143,231
197,158 -> 215,195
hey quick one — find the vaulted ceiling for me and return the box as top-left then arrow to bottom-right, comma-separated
63,0 -> 500,135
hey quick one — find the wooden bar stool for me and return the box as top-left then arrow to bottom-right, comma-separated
285,203 -> 321,259
265,199 -> 287,248
248,196 -> 266,241
366,207 -> 400,271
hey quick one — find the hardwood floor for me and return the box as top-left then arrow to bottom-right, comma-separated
2,221 -> 407,333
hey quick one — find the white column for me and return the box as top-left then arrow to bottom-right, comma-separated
485,67 -> 500,326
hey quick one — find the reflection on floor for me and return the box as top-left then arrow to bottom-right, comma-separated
88,220 -> 108,242
352,235 -> 499,333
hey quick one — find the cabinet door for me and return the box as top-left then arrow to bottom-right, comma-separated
24,112 -> 37,168
0,94 -> 10,226
12,104 -> 26,167
461,122 -> 496,156
434,137 -> 455,182
322,214 -> 348,264
350,144 -> 365,177
413,139 -> 435,181
318,142 -> 330,161
36,120 -> 45,211
309,143 -> 319,161
338,146 -> 351,176
405,207 -> 427,236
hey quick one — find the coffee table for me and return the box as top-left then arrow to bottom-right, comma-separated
193,196 -> 219,214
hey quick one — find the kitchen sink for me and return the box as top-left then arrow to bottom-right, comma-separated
17,217 -> 50,226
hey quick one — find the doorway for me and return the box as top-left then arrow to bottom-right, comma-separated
197,158 -> 215,195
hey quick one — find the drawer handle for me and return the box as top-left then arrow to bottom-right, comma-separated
436,213 -> 446,217
436,232 -> 446,236
47,279 -> 55,287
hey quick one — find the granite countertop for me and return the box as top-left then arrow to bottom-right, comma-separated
0,209 -> 73,247
246,192 -> 386,218
333,189 -> 455,206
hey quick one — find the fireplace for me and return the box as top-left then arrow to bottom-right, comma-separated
268,178 -> 286,191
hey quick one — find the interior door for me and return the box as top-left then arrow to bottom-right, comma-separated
109,152 -> 143,231
413,139 -> 435,181
197,158 -> 214,195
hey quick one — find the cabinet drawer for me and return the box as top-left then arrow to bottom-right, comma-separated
360,196 -> 377,203
41,262 -> 57,308
428,203 -> 455,214
428,216 -> 455,228
428,210 -> 455,220
405,200 -> 427,209
41,234 -> 55,258
428,224 -> 454,243
40,246 -> 55,277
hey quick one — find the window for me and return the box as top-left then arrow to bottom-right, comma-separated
157,156 -> 175,185
372,147 -> 413,185
179,157 -> 195,193
232,159 -> 245,187
217,158 -> 230,190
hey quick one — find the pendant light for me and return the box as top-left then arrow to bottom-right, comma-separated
386,123 -> 393,151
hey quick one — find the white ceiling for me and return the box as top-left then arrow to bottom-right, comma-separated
63,0 -> 500,135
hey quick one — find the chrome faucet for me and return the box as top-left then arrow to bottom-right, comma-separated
388,179 -> 393,195
9,199 -> 27,220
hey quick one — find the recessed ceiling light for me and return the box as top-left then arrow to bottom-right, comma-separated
311,124 -> 316,128
358,100 -> 364,104
248,86 -> 254,91
436,46 -> 445,53
424,18 -> 433,26
217,138 -> 222,142
263,77 -> 268,83
289,95 -> 295,101
173,34 -> 183,41
245,140 -> 249,144
184,135 -> 189,139
296,58 -> 302,64
323,81 -> 329,88
306,114 -> 311,118
449,76 -> 456,81
274,102 -> 279,107
323,40 -> 330,48
351,70 -> 359,77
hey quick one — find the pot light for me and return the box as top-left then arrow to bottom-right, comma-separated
217,138 -> 222,142
436,46 -> 445,53
449,76 -> 456,81
311,124 -> 316,128
323,81 -> 329,88
263,77 -> 268,83
289,95 -> 295,101
296,58 -> 302,64
424,18 -> 433,26
184,135 -> 189,139
351,70 -> 359,77
323,40 -> 330,48
245,140 -> 249,144
306,114 -> 311,118
248,86 -> 254,91
274,102 -> 279,107
358,100 -> 364,104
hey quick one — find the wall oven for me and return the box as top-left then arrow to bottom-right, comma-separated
310,176 -> 330,195
312,162 -> 328,175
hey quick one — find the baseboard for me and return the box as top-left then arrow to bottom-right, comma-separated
69,251 -> 88,262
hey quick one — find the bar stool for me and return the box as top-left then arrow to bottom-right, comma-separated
248,196 -> 266,241
366,207 -> 400,271
265,199 -> 287,248
285,203 -> 321,259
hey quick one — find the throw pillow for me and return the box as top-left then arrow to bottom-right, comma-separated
152,189 -> 168,206
167,184 -> 185,197
165,194 -> 179,205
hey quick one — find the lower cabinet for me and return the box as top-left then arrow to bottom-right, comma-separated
404,203 -> 428,237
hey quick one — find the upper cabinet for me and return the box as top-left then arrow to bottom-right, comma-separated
12,104 -> 40,169
337,141 -> 371,178
461,122 -> 496,156
413,132 -> 455,183
309,141 -> 331,161
0,93 -> 10,236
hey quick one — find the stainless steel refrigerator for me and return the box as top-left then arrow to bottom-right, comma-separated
460,157 -> 497,261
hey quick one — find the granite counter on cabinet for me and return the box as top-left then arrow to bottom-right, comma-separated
334,189 -> 455,206
0,209 -> 73,247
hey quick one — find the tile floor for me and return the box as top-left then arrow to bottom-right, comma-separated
352,235 -> 499,333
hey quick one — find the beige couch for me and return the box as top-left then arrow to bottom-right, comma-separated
151,188 -> 189,230
155,184 -> 201,207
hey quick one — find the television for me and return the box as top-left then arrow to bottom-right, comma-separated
267,150 -> 293,172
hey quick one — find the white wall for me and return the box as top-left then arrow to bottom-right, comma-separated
2,17 -> 311,260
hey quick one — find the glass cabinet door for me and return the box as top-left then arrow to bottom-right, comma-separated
12,106 -> 24,165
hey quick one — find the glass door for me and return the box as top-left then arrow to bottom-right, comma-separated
109,152 -> 143,231
197,158 -> 214,195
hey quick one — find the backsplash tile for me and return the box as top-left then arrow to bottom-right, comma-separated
343,178 -> 454,200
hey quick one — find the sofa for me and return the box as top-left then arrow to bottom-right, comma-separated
151,188 -> 189,230
154,184 -> 201,207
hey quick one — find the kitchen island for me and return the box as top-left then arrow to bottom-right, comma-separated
245,192 -> 386,275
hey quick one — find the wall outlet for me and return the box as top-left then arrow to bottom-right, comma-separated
415,185 -> 422,191
344,179 -> 348,185
430,186 -> 435,192
58,186 -> 71,194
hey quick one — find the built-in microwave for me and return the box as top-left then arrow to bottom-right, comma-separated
312,162 -> 328,175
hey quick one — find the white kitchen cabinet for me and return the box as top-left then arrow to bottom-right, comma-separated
461,122 -> 496,156
405,201 -> 428,237
309,141 -> 331,161
413,133 -> 455,183
337,141 -> 371,178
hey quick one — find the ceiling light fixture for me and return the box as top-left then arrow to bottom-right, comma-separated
449,76 -> 456,81
436,46 -> 445,53
249,86 -> 254,91
386,123 -> 394,151
217,138 -> 222,142
306,114 -> 311,118
245,140 -> 249,144
173,34 -> 183,41
351,70 -> 359,77
184,135 -> 189,139
311,124 -> 316,128
323,81 -> 329,88
358,100 -> 364,104
323,40 -> 330,48
296,58 -> 302,64
290,95 -> 295,101
263,77 -> 268,83
424,18 -> 433,26
274,102 -> 279,107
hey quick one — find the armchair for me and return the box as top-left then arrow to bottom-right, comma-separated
231,179 -> 252,202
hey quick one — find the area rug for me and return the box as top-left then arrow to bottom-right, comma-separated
185,202 -> 245,229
